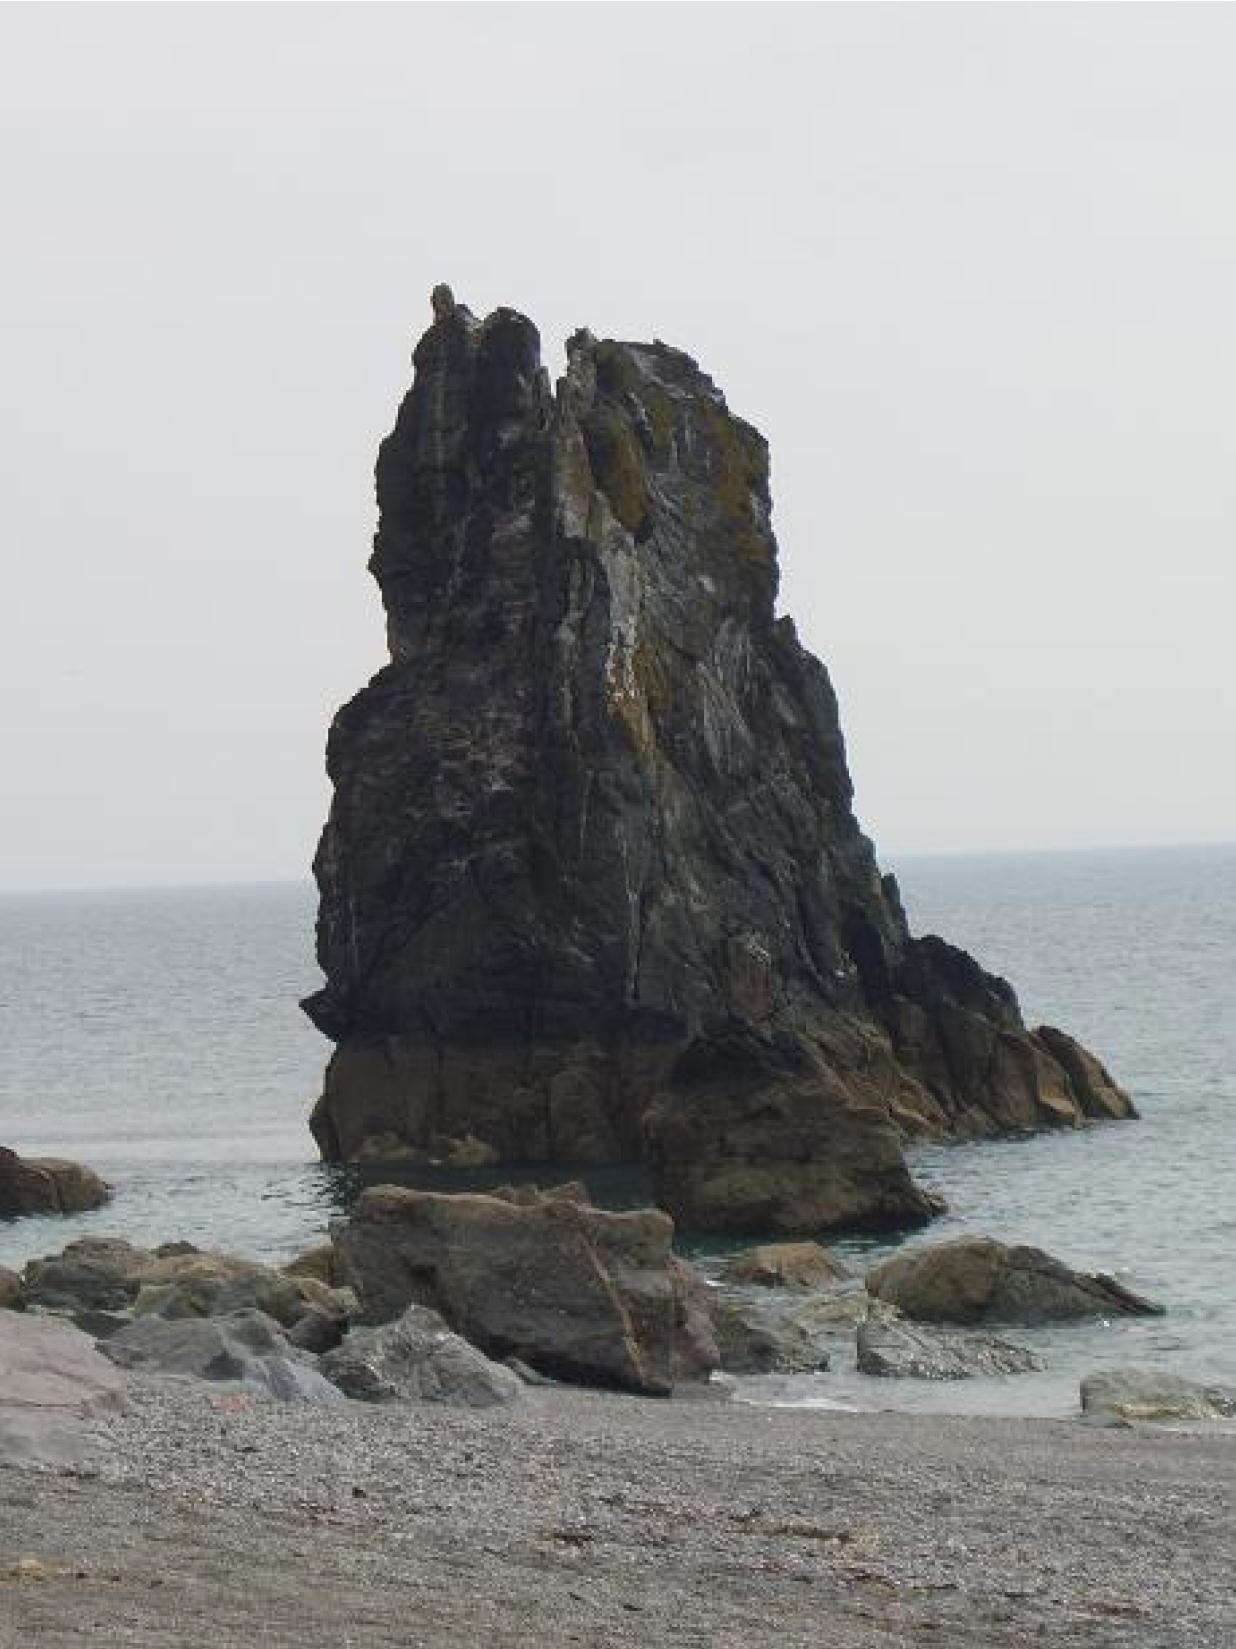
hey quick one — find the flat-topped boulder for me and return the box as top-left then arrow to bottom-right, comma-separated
332,1185 -> 686,1394
0,1146 -> 110,1216
866,1236 -> 1164,1325
303,290 -> 1135,1235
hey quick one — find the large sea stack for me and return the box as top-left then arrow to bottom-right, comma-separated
303,288 -> 1133,1234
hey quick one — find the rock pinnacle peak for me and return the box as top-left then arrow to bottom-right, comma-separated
303,301 -> 1135,1234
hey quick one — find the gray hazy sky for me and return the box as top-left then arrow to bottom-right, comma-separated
2,4 -> 1233,890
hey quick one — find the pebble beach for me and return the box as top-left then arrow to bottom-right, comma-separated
3,1373 -> 1233,1648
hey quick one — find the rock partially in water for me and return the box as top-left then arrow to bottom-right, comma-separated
101,1310 -> 344,1405
321,1303 -> 522,1408
303,291 -> 1135,1236
866,1236 -> 1164,1325
1080,1369 -> 1236,1423
720,1241 -> 851,1290
707,1287 -> 872,1375
0,1147 -> 110,1217
0,1267 -> 22,1311
856,1316 -> 1043,1380
333,1185 -> 683,1395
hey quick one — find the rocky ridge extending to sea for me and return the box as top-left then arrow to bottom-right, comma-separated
303,288 -> 1133,1234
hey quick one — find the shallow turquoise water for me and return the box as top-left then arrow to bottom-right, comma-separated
1,846 -> 1232,1414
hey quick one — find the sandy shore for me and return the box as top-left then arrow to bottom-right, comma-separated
1,1375 -> 1232,1648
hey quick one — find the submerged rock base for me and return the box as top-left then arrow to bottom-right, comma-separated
304,290 -> 1134,1234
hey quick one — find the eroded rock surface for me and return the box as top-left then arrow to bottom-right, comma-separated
101,1310 -> 344,1406
332,1185 -> 682,1394
321,1303 -> 522,1408
304,291 -> 1134,1234
856,1316 -> 1043,1380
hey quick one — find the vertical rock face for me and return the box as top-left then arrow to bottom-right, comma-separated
303,291 -> 1134,1234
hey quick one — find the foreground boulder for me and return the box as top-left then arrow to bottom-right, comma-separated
321,1304 -> 522,1407
856,1316 -> 1043,1380
333,1185 -> 683,1394
101,1310 -> 344,1405
866,1237 -> 1164,1325
0,1312 -> 125,1467
301,290 -> 1134,1236
1080,1369 -> 1236,1423
0,1146 -> 110,1216
0,1267 -> 22,1310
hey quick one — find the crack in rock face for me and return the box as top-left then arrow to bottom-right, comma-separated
301,289 -> 1135,1236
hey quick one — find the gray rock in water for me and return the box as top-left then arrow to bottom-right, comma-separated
866,1236 -> 1164,1325
100,1309 -> 344,1405
856,1315 -> 1043,1380
720,1242 -> 851,1291
300,294 -> 1134,1238
710,1292 -> 846,1375
321,1304 -> 521,1407
1080,1369 -> 1236,1423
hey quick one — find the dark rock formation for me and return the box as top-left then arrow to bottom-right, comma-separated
303,290 -> 1134,1233
865,1236 -> 1164,1325
0,1147 -> 110,1216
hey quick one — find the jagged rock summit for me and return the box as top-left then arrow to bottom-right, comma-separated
303,290 -> 1134,1234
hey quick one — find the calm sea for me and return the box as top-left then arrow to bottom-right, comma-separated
1,846 -> 1232,1416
